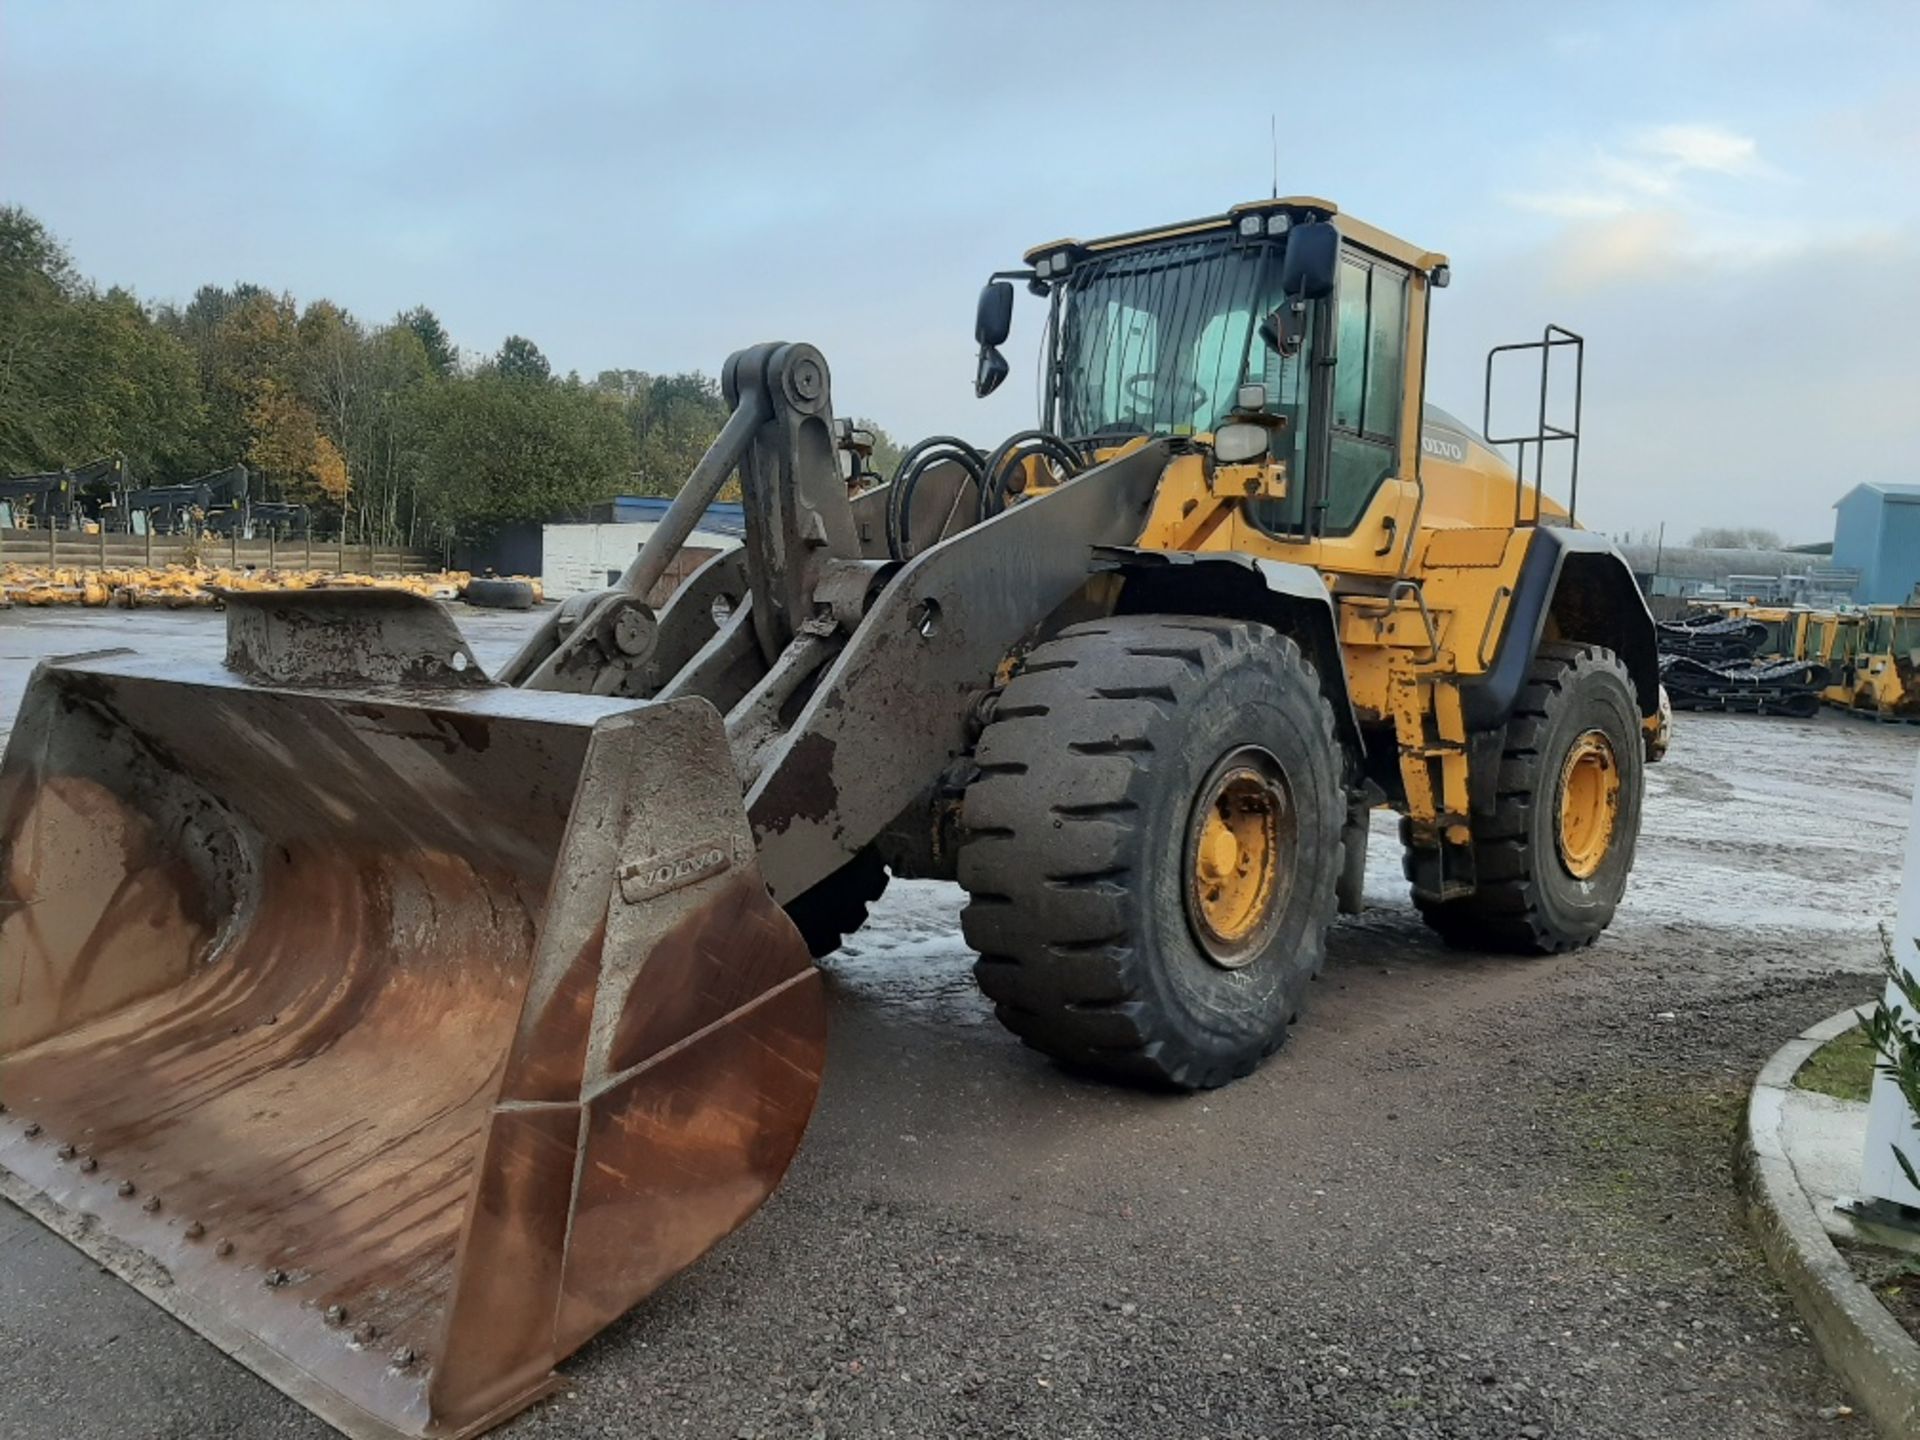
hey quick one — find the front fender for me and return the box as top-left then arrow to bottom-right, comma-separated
1093,546 -> 1365,766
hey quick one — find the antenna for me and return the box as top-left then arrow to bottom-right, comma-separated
1270,114 -> 1278,199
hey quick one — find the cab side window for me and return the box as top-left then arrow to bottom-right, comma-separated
1325,254 -> 1407,533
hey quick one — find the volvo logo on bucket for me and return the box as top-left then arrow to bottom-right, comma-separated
619,837 -> 735,903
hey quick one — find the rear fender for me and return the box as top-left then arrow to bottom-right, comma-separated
1460,528 -> 1659,732
1458,529 -> 1659,819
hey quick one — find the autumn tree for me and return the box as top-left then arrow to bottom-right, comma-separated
0,205 -> 912,547
592,369 -> 729,495
402,373 -> 632,544
60,289 -> 206,476
0,208 -> 203,477
350,323 -> 438,543
494,335 -> 551,384
396,305 -> 457,377
1691,526 -> 1783,550
242,378 -> 348,504
848,417 -> 903,482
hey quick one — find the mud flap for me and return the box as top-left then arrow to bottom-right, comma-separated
0,594 -> 824,1438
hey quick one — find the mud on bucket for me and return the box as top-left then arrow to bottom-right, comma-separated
0,591 -> 825,1438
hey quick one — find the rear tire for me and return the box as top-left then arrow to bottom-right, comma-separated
959,616 -> 1345,1090
1406,640 -> 1643,953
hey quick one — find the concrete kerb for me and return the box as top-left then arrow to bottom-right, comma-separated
1740,1005 -> 1920,1440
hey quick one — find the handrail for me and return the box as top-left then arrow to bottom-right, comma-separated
1483,324 -> 1584,527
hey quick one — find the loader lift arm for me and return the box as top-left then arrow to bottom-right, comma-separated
500,340 -> 1175,905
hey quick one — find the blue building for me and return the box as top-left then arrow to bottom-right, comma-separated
1833,482 -> 1920,604
591,496 -> 747,537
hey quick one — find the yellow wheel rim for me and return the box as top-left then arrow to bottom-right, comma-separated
1556,729 -> 1619,881
1186,748 -> 1293,968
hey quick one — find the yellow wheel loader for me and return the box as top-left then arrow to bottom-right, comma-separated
1839,605 -> 1920,719
1802,608 -> 1868,707
0,198 -> 1663,1437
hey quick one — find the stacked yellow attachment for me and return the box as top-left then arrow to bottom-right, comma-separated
0,565 -> 539,609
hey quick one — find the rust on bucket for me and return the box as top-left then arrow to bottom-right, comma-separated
0,594 -> 824,1438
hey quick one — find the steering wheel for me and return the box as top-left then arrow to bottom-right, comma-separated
1122,372 -> 1208,415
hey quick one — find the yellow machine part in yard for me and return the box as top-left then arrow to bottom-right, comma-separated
0,563 -> 492,608
1846,606 -> 1920,719
1796,607 -> 1919,719
0,591 -> 823,1438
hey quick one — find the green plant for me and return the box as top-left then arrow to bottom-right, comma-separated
1797,1026 -> 1878,1103
1860,925 -> 1920,1192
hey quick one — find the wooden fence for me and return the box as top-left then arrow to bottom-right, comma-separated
0,529 -> 441,576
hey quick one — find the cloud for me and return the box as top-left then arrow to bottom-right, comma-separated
1454,106 -> 1920,540
1507,122 -> 1770,222
1633,123 -> 1763,176
1430,218 -> 1920,544
1551,210 -> 1689,286
1501,122 -> 1803,286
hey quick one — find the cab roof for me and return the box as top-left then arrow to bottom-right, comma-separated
1022,197 -> 1447,276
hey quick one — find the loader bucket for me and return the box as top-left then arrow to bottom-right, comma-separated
0,591 -> 825,1439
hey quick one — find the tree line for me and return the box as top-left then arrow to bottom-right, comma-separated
0,206 -> 901,549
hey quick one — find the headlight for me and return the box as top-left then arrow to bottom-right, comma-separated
1266,213 -> 1290,235
1213,422 -> 1269,464
1034,258 -> 1052,279
1052,250 -> 1071,273
1237,215 -> 1262,237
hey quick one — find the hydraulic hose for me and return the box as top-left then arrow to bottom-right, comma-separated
885,436 -> 987,560
977,430 -> 1084,522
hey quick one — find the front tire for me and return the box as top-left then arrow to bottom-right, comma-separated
1407,640 -> 1643,953
958,616 -> 1345,1090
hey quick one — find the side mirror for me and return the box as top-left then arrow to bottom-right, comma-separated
975,280 -> 1014,346
1279,220 -> 1339,300
975,345 -> 1010,398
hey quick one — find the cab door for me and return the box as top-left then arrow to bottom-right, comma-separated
1232,242 -> 1426,574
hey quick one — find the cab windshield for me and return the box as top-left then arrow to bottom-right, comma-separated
1055,237 -> 1281,438
1872,614 -> 1920,655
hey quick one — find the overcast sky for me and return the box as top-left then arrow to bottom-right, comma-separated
4,0 -> 1915,543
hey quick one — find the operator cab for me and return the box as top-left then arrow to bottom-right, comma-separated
975,198 -> 1453,541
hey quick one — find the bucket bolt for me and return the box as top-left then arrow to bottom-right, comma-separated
55,1144 -> 75,1161
215,1239 -> 235,1257
355,1323 -> 382,1346
22,1122 -> 40,1138
116,1180 -> 136,1198
324,1305 -> 348,1327
184,1222 -> 205,1241
264,1269 -> 290,1289
142,1195 -> 161,1214
391,1347 -> 416,1371
79,1156 -> 97,1173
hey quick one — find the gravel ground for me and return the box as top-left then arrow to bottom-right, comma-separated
0,605 -> 1915,1439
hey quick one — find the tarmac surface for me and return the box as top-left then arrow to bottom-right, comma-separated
1,603 -> 1916,1439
